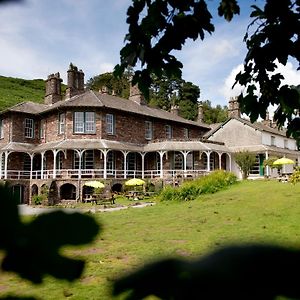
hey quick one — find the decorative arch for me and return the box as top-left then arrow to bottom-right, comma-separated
60,183 -> 76,200
31,184 -> 38,196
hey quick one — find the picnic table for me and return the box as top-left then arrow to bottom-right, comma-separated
125,191 -> 144,200
83,193 -> 115,205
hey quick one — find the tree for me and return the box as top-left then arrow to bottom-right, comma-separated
86,71 -> 131,99
201,100 -> 228,124
235,151 -> 256,179
114,0 -> 300,140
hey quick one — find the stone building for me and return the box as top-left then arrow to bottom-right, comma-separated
205,97 -> 300,179
0,66 -> 232,204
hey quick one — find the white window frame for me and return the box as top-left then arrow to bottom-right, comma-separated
0,119 -> 3,139
74,112 -> 96,134
58,113 -> 65,134
271,135 -> 276,146
106,113 -> 115,135
165,124 -> 172,139
183,128 -> 189,139
85,112 -> 96,133
25,118 -> 34,138
145,121 -> 153,140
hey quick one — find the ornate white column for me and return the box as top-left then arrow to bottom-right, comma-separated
265,151 -> 269,177
180,151 -> 190,177
158,151 -> 166,179
4,151 -> 11,179
122,151 -> 129,179
101,149 -> 109,179
205,151 -> 211,172
140,152 -> 146,179
29,153 -> 34,180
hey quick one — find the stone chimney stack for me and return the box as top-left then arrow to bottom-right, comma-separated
197,103 -> 204,123
65,63 -> 85,99
228,96 -> 241,118
129,82 -> 146,105
44,72 -> 62,105
170,105 -> 180,115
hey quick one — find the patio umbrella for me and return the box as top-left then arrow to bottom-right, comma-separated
273,157 -> 295,166
124,178 -> 145,187
83,181 -> 105,188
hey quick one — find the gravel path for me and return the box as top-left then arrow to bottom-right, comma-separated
18,202 -> 155,216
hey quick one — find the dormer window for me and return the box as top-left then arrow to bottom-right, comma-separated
24,118 -> 34,138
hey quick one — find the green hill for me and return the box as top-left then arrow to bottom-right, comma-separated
0,76 -> 67,111
0,76 -> 45,111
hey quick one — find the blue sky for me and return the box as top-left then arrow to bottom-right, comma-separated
0,0 -> 299,108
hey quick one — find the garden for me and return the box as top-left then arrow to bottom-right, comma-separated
1,172 -> 300,299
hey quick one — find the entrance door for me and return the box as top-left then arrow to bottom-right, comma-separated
12,185 -> 24,204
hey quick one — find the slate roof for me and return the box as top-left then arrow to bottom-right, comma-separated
0,139 -> 230,154
204,116 -> 288,138
1,90 -> 211,129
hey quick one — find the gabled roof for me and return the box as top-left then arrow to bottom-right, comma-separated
204,116 -> 288,139
2,101 -> 48,115
1,90 -> 211,129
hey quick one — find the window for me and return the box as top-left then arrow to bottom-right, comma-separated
56,151 -> 64,170
25,118 -> 34,138
145,121 -> 153,140
107,151 -> 115,175
183,128 -> 189,139
40,120 -> 45,139
106,114 -> 115,135
0,119 -> 3,139
271,136 -> 276,146
74,150 -> 94,169
165,125 -> 172,139
74,112 -> 95,134
58,113 -> 65,134
284,139 -> 288,149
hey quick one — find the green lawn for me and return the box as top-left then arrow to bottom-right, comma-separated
1,180 -> 300,299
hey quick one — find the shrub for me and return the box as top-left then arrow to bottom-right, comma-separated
32,194 -> 44,205
159,170 -> 237,201
289,169 -> 300,185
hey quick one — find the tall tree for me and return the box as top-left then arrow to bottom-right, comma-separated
114,0 -> 300,139
177,81 -> 200,120
201,100 -> 228,124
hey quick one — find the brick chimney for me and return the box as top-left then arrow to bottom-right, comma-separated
65,63 -> 85,99
44,72 -> 62,105
197,103 -> 204,123
228,96 -> 241,118
129,82 -> 146,105
170,105 -> 180,115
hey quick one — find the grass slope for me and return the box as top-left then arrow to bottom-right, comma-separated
1,180 -> 300,299
0,76 -> 46,110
